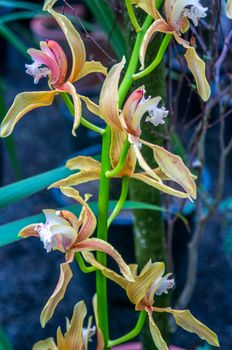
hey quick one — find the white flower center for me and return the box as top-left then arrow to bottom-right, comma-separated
183,4 -> 208,26
25,62 -> 50,84
171,0 -> 208,28
155,275 -> 175,296
145,105 -> 168,127
36,223 -> 59,253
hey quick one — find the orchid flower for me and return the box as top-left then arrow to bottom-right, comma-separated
83,252 -> 220,350
33,296 -> 104,350
227,0 -> 232,18
19,186 -> 134,327
50,58 -> 196,201
0,0 -> 106,138
132,0 -> 211,101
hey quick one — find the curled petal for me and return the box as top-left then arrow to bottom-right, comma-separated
76,238 -> 135,282
226,0 -> 232,18
58,210 -> 80,232
83,252 -> 128,289
65,301 -> 86,350
126,262 -> 164,308
77,61 -> 107,81
60,82 -> 82,136
50,170 -> 101,189
110,130 -> 136,176
140,20 -> 172,70
153,307 -> 219,347
132,0 -> 160,19
132,143 -> 162,183
99,57 -> 125,130
60,187 -> 96,241
66,155 -> 101,171
0,91 -> 56,138
132,96 -> 162,133
173,32 -> 189,48
32,337 -> 58,350
40,262 -> 73,327
49,224 -> 78,251
79,95 -> 102,119
148,311 -> 169,350
43,0 -> 86,83
184,47 -> 211,101
141,141 -> 197,200
19,224 -> 40,238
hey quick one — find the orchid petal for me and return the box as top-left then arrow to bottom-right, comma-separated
60,82 -> 82,136
110,130 -> 136,176
43,0 -> 86,83
126,262 -> 164,308
99,57 -> 125,130
49,224 -> 78,251
79,95 -> 102,119
19,224 -> 40,238
40,262 -> 73,328
43,209 -> 70,226
0,91 -> 56,138
50,170 -> 101,189
56,327 -> 66,349
93,295 -> 105,350
173,32 -> 189,48
76,238 -> 134,282
83,252 -> 128,289
60,187 -> 97,241
66,155 -> 101,171
27,48 -> 60,85
141,141 -> 197,199
77,61 -> 107,81
58,210 -> 81,232
184,47 -> 211,101
132,0 -> 160,19
65,301 -> 86,350
148,311 -> 169,350
153,307 -> 219,347
140,20 -> 172,70
32,338 -> 58,350
132,143 -> 163,183
132,96 -> 162,132
226,0 -> 232,18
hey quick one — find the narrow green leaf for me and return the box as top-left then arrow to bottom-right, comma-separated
0,1 -> 41,11
0,200 -> 187,247
0,166 -> 74,209
0,328 -> 13,350
84,0 -> 126,59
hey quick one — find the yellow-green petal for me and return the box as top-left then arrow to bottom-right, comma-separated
77,61 -> 107,81
32,337 -> 58,350
184,47 -> 211,102
65,301 -> 86,350
148,312 -> 169,350
0,91 -> 56,138
226,0 -> 232,18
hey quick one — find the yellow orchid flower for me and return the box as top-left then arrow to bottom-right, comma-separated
226,0 -> 232,18
132,0 -> 211,101
83,252 -> 220,350
0,0 -> 106,138
50,58 -> 196,201
33,296 -> 104,350
19,187 -> 134,327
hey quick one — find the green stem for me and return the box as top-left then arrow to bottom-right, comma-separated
61,93 -> 105,135
96,126 -> 112,349
125,0 -> 141,33
75,253 -> 97,273
108,311 -> 146,347
105,140 -> 131,178
133,33 -> 173,80
107,176 -> 129,227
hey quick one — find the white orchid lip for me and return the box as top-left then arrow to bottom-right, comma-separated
171,0 -> 208,29
25,62 -> 51,84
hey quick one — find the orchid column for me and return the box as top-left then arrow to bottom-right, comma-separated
123,5 -> 170,349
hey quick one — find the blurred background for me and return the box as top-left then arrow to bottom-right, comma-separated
0,0 -> 232,349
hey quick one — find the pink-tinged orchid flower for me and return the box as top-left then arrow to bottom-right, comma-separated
83,252 -> 220,350
0,0 -> 106,138
58,59 -> 196,200
132,0 -> 211,101
33,297 -> 104,350
227,0 -> 232,18
19,186 -> 134,327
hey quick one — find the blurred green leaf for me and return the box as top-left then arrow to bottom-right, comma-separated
0,1 -> 41,11
0,200 -> 187,247
0,328 -> 13,350
84,0 -> 126,59
0,166 -> 74,209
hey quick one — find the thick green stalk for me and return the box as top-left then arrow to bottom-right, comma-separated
108,311 -> 146,347
96,126 -> 111,349
107,176 -> 129,227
